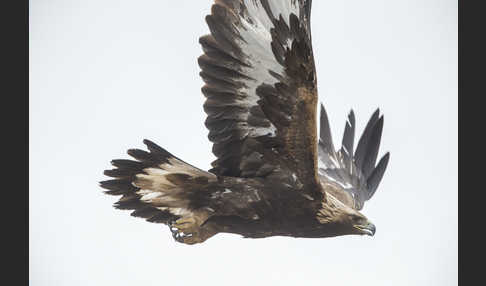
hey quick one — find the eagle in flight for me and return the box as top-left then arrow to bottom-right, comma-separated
101,0 -> 390,245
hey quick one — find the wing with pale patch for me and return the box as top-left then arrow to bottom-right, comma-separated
318,105 -> 390,210
200,0 -> 320,192
100,139 -> 218,224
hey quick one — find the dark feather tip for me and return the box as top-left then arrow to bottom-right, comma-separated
110,159 -> 144,169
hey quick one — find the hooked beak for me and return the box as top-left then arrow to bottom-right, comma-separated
354,221 -> 376,236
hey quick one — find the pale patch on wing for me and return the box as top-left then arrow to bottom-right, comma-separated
267,0 -> 300,26
230,1 -> 296,138
218,0 -> 303,139
201,0 -> 316,179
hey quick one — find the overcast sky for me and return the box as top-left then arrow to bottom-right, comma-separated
30,0 -> 457,285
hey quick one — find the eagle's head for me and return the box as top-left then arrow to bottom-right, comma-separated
316,193 -> 376,237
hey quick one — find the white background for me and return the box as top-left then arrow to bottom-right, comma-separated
30,0 -> 457,285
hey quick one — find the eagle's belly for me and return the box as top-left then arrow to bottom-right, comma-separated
208,213 -> 331,239
206,177 -> 327,238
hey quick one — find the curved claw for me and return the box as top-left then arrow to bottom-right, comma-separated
166,212 -> 216,244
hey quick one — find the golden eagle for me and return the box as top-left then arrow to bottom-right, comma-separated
100,0 -> 390,244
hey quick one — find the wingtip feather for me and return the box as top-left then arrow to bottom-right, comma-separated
362,115 -> 384,178
318,102 -> 336,155
366,152 -> 390,199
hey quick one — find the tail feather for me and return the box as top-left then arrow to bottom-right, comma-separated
100,139 -> 217,224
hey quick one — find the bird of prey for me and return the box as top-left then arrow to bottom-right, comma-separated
100,0 -> 390,245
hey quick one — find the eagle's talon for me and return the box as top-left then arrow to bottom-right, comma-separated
168,217 -> 201,243
171,217 -> 198,233
174,217 -> 196,227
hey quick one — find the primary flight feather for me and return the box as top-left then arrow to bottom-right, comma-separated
100,0 -> 389,244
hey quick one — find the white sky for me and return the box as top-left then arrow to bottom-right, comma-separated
30,0 -> 457,285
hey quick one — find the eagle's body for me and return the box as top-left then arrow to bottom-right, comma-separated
101,0 -> 389,244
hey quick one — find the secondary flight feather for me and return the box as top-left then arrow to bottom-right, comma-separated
100,0 -> 389,244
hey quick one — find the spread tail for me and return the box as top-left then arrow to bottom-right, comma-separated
100,139 -> 219,244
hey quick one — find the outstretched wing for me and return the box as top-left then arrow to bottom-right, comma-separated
318,104 -> 390,210
199,0 -> 320,192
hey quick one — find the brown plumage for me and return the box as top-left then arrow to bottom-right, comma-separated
100,0 -> 389,244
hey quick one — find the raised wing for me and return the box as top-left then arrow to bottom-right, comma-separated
199,0 -> 320,191
318,104 -> 390,210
